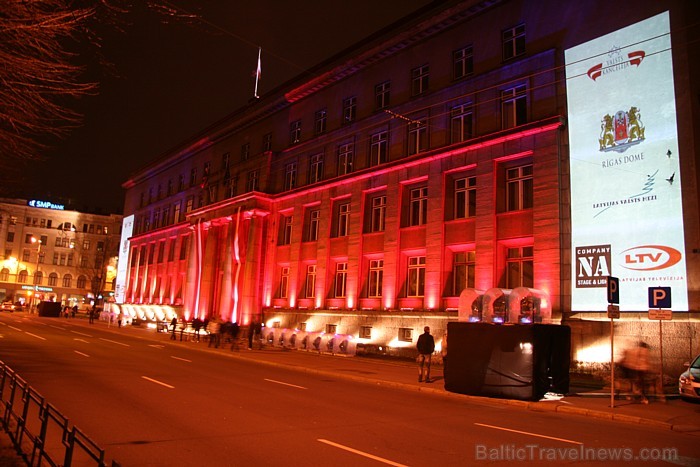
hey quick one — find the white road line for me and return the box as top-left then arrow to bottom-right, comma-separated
74,338 -> 89,343
170,356 -> 192,362
49,325 -> 66,331
99,338 -> 130,347
9,326 -> 22,332
149,344 -> 165,349
317,439 -> 408,467
25,332 -> 46,341
142,376 -> 174,389
71,330 -> 92,337
264,378 -> 308,390
74,351 -> 90,357
474,423 -> 582,445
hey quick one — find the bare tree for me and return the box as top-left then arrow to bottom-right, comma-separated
0,0 -> 198,179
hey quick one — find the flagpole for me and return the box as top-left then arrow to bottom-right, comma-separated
254,47 -> 261,99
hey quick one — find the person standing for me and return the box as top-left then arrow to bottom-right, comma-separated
231,321 -> 240,351
170,316 -> 178,340
416,326 -> 435,383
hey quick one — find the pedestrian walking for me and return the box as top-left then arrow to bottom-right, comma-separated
170,316 -> 178,340
248,320 -> 257,350
416,326 -> 435,383
621,341 -> 651,403
207,317 -> 221,348
231,321 -> 240,351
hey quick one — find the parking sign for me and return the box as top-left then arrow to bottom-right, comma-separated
648,287 -> 672,309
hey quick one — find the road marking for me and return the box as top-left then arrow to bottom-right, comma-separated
49,325 -> 66,331
25,332 -> 46,340
99,338 -> 130,347
74,351 -> 90,357
9,326 -> 22,332
170,356 -> 192,362
74,338 -> 89,343
142,376 -> 174,389
149,344 -> 165,349
317,439 -> 408,466
474,423 -> 582,445
71,330 -> 92,337
264,378 -> 307,390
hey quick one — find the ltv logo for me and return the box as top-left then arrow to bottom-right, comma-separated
620,245 -> 682,271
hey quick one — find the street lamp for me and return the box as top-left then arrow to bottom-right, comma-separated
30,237 -> 42,312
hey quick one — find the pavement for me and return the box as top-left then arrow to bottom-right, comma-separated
2,314 -> 700,464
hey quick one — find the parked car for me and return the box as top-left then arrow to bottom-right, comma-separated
679,354 -> 700,401
1,302 -> 14,311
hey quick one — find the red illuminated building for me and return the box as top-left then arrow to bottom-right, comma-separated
121,0 -> 699,366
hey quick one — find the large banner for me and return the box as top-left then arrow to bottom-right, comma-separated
114,215 -> 134,304
565,11 -> 688,312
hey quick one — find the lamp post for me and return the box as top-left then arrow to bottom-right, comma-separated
30,237 -> 42,312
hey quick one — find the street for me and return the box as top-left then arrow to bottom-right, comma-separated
1,312 -> 699,466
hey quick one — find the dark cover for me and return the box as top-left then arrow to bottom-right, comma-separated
37,301 -> 62,317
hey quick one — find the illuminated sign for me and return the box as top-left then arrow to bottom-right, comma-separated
28,199 -> 65,210
565,11 -> 688,311
115,215 -> 134,304
21,285 -> 53,292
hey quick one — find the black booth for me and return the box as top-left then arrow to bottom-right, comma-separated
444,322 -> 570,401
37,301 -> 62,317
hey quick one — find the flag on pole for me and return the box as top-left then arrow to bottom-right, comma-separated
254,47 -> 262,99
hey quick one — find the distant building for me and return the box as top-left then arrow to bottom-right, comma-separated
120,0 -> 699,368
0,198 -> 122,309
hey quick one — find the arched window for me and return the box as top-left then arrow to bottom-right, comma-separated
0,268 -> 9,281
77,275 -> 86,289
62,274 -> 72,288
48,273 -> 58,286
18,270 -> 28,283
34,271 -> 43,285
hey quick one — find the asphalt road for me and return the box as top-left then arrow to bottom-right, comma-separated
1,313 -> 698,466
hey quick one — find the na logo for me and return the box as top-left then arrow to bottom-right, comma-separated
620,245 -> 682,271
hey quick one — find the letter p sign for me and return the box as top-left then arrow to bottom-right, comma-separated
648,287 -> 672,309
607,276 -> 619,304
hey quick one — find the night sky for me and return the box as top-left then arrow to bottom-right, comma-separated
24,1 -> 433,214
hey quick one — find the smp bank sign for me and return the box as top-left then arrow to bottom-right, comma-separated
28,199 -> 65,210
566,11 -> 688,312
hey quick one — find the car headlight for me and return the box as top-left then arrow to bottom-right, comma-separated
680,375 -> 688,384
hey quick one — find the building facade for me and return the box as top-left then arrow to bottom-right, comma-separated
0,198 -> 122,310
120,0 -> 699,369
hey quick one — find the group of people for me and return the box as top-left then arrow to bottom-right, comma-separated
170,316 -> 249,350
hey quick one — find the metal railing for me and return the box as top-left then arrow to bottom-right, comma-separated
0,360 -> 119,466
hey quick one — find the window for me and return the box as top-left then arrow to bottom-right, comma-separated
22,249 -> 30,262
80,255 -> 88,268
506,165 -> 533,211
0,269 -> 8,281
336,203 -> 350,237
374,81 -> 390,110
503,24 -> 525,61
368,259 -> 383,297
334,262 -> 347,298
370,196 -> 386,232
307,209 -> 320,242
280,215 -> 292,245
34,271 -> 43,285
337,143 -> 353,176
506,246 -> 533,288
304,265 -> 316,298
173,202 -> 182,224
501,85 -> 527,128
290,120 -> 302,145
6,232 -> 14,242
451,104 -> 473,143
455,176 -> 476,219
263,133 -> 272,152
158,241 -> 165,263
185,197 -> 194,213
309,154 -> 323,184
314,109 -> 327,135
411,65 -> 429,96
241,143 -> 250,161
452,251 -> 475,295
407,256 -> 426,297
453,45 -> 474,79
370,131 -> 388,166
189,168 -> 197,187
62,274 -> 72,288
48,273 -> 58,286
77,275 -> 86,289
398,327 -> 413,343
407,118 -> 427,155
279,266 -> 290,298
247,170 -> 259,192
18,270 -> 27,284
179,235 -> 189,260
168,239 -> 176,262
342,96 -> 356,124
359,326 -> 372,339
284,162 -> 297,191
409,187 -> 428,226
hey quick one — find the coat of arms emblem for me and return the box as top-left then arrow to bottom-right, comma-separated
598,107 -> 645,152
